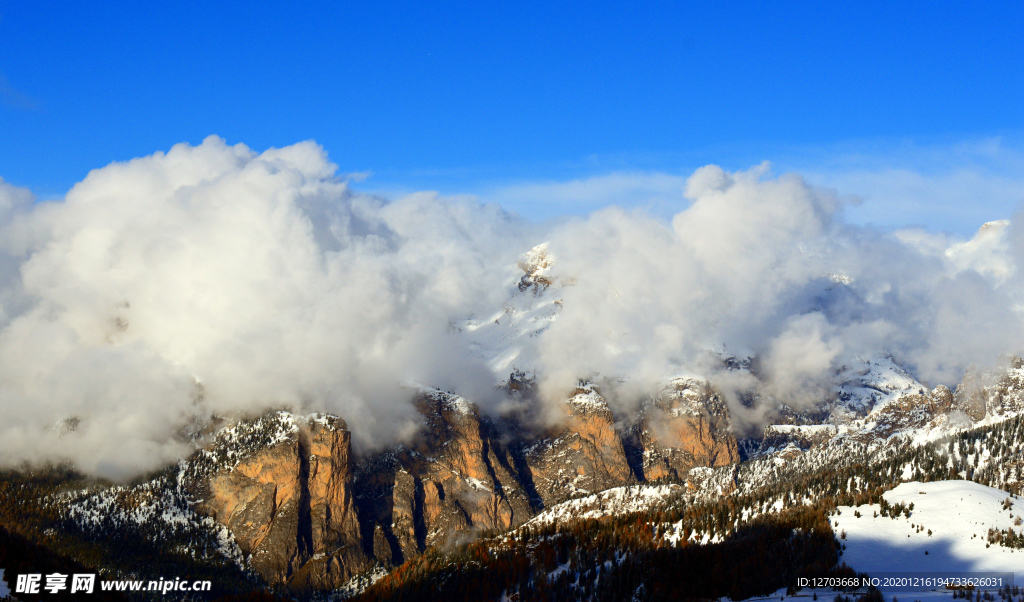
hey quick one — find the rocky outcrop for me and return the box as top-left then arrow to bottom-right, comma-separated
354,390 -> 534,563
191,412 -> 368,589
517,242 -> 555,292
190,381 -> 745,585
955,357 -> 1024,421
861,385 -> 956,437
759,425 -> 838,458
633,379 -> 740,481
522,385 -> 634,506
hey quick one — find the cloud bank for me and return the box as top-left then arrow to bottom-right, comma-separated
534,164 -> 1024,426
1,137 -> 1022,477
0,138 -> 531,477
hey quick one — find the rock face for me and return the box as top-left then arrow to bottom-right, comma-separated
955,357 -> 1024,421
759,425 -> 839,458
352,382 -> 747,558
192,413 -> 368,589
863,386 -> 958,437
354,390 -> 534,564
749,355 -> 1024,464
522,385 -> 634,506
632,378 -> 740,481
185,381 -> 748,588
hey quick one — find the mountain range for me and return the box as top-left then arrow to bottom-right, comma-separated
2,239 -> 1024,601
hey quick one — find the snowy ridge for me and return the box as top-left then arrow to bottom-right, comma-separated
835,355 -> 927,421
60,466 -> 248,572
189,410 -> 300,478
691,412 -> 1024,526
749,354 -> 1024,462
768,424 -> 837,433
521,485 -> 682,529
418,386 -> 474,416
659,376 -> 721,417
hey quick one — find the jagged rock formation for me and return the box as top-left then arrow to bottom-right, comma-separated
32,352 -> 1024,599
748,356 -> 1024,463
632,378 -> 740,481
351,380 -> 743,560
859,384 -> 959,438
516,242 -> 555,292
59,352 -> 1024,598
955,357 -> 1024,420
758,425 -> 839,458
838,358 -> 1024,442
521,385 -> 633,505
354,389 -> 534,564
191,413 -> 368,589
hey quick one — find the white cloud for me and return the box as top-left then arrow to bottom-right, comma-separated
526,163 -> 1024,422
2,138 -> 1024,478
0,137 -> 529,478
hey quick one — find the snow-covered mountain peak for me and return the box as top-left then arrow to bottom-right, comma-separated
565,383 -> 610,414
516,242 -> 556,293
836,354 -> 928,421
655,376 -> 726,418
418,386 -> 475,416
458,244 -> 566,379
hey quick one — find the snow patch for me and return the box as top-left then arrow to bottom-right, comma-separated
837,480 -> 1024,575
330,564 -> 390,600
566,383 -> 609,413
523,485 -> 681,528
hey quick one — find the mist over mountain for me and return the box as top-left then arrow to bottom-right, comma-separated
0,136 -> 1021,479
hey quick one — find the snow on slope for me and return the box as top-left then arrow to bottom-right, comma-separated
836,480 -> 1024,575
835,355 -> 927,421
565,382 -> 610,413
458,243 -> 563,378
522,484 -> 682,529
750,355 -> 932,458
408,384 -> 475,415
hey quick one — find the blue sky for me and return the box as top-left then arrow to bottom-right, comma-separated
1,1 -> 1022,235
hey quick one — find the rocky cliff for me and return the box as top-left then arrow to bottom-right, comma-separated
190,412 -> 369,589
45,352 -> 1024,598
521,385 -> 634,506
353,389 -> 534,564
632,378 -> 740,481
52,378 -> 748,594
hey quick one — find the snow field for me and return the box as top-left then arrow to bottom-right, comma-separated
835,480 -> 1024,577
